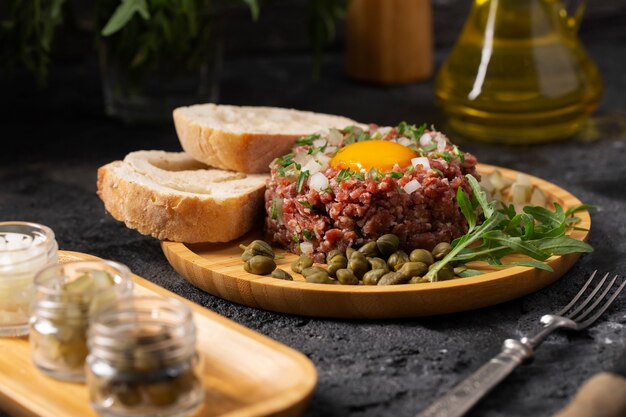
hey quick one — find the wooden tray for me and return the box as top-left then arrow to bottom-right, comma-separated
0,251 -> 316,417
162,164 -> 591,319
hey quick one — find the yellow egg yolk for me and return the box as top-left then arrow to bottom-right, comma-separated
330,140 -> 418,172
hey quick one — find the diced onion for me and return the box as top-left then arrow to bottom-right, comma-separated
301,158 -> 322,175
378,126 -> 392,136
312,138 -> 327,148
294,151 -> 309,166
397,136 -> 413,147
436,135 -> 447,152
530,187 -> 547,207
515,174 -> 532,187
411,157 -> 430,171
403,179 -> 421,194
327,128 -> 343,146
511,183 -> 531,204
489,170 -> 508,190
300,242 -> 314,255
309,172 -> 329,192
419,133 -> 432,146
325,145 -> 338,154
316,153 -> 331,169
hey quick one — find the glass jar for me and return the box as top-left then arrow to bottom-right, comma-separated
30,260 -> 133,381
0,221 -> 58,337
86,296 -> 204,417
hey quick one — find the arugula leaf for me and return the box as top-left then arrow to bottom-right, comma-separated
456,187 -> 476,233
467,174 -> 495,219
531,236 -> 593,255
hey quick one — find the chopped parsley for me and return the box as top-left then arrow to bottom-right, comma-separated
292,234 -> 300,243
303,229 -> 313,240
390,171 -> 403,179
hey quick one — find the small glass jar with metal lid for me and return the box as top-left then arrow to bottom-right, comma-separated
0,221 -> 58,337
86,296 -> 204,417
30,260 -> 133,381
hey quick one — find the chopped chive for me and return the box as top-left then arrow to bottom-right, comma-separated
431,168 -> 444,176
337,168 -> 351,181
390,171 -> 403,179
303,229 -> 313,240
296,171 -> 309,192
292,234 -> 300,243
299,200 -> 314,209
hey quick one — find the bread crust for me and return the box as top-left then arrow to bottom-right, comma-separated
97,156 -> 266,243
173,104 -> 361,173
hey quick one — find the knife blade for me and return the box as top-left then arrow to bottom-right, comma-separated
552,348 -> 626,417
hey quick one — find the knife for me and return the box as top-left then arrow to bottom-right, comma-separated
552,347 -> 626,417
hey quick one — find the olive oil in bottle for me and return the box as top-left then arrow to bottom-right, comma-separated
434,0 -> 603,144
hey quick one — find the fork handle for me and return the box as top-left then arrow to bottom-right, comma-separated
415,339 -> 533,417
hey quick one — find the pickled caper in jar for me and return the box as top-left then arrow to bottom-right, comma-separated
387,250 -> 409,271
358,241 -> 379,258
244,255 -> 276,275
432,242 -> 453,260
291,255 -> 314,273
363,269 -> 387,285
409,249 -> 434,266
376,234 -> 400,257
336,269 -> 359,285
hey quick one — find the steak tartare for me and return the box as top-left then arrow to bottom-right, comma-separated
264,123 -> 480,263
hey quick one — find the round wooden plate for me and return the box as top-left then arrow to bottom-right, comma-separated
161,164 -> 591,319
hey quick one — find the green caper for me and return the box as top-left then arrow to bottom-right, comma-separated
428,262 -> 455,280
363,269 -> 387,285
327,255 -> 348,277
358,241 -> 379,257
367,257 -> 389,271
376,234 -> 400,257
377,271 -> 410,286
305,271 -> 333,284
302,266 -> 328,277
239,240 -> 275,260
346,247 -> 356,260
453,266 -> 467,276
387,250 -> 409,271
348,251 -> 370,279
432,242 -> 453,260
271,269 -> 293,280
336,269 -> 359,285
291,255 -> 314,273
244,255 -> 276,275
146,381 -> 178,406
397,262 -> 429,279
409,249 -> 434,265
409,276 -> 429,284
326,249 -> 343,263
115,383 -> 143,406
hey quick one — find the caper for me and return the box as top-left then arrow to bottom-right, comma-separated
326,249 -> 343,263
336,269 -> 359,285
428,262 -> 455,280
291,255 -> 314,273
453,266 -> 467,276
327,255 -> 348,277
348,251 -> 369,279
271,269 -> 293,280
387,250 -> 409,270
302,266 -> 328,277
378,271 -> 410,286
432,242 -> 453,260
363,269 -> 387,285
240,240 -> 274,260
409,249 -> 434,265
146,381 -> 178,406
244,255 -> 276,275
397,262 -> 429,279
115,383 -> 143,406
358,241 -> 379,257
346,247 -> 356,260
305,271 -> 333,284
367,257 -> 389,271
409,276 -> 429,284
376,234 -> 400,257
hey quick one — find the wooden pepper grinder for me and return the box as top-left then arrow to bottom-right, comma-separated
345,0 -> 433,84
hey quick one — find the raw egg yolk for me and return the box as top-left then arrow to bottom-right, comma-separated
330,140 -> 418,172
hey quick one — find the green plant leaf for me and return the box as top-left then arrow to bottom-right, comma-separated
101,0 -> 151,37
531,236 -> 594,255
456,187 -> 476,233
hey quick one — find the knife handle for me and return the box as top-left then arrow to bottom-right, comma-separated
415,339 -> 533,417
552,373 -> 626,417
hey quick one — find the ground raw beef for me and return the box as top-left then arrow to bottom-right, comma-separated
264,124 -> 480,263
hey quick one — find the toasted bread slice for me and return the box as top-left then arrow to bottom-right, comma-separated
97,150 -> 267,243
173,104 -> 362,173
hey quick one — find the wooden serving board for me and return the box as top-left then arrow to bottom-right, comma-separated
162,164 -> 591,319
0,251 -> 316,417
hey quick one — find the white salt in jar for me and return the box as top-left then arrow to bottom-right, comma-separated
0,221 -> 58,336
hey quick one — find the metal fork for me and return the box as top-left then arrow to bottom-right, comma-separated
416,270 -> 626,417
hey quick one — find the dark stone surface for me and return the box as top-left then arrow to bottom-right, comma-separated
1,5 -> 626,417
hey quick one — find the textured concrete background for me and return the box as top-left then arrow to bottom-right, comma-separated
1,1 -> 626,416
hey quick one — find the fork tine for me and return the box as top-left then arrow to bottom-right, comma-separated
561,272 -> 609,319
555,270 -> 599,316
571,274 -> 618,322
576,277 -> 626,329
